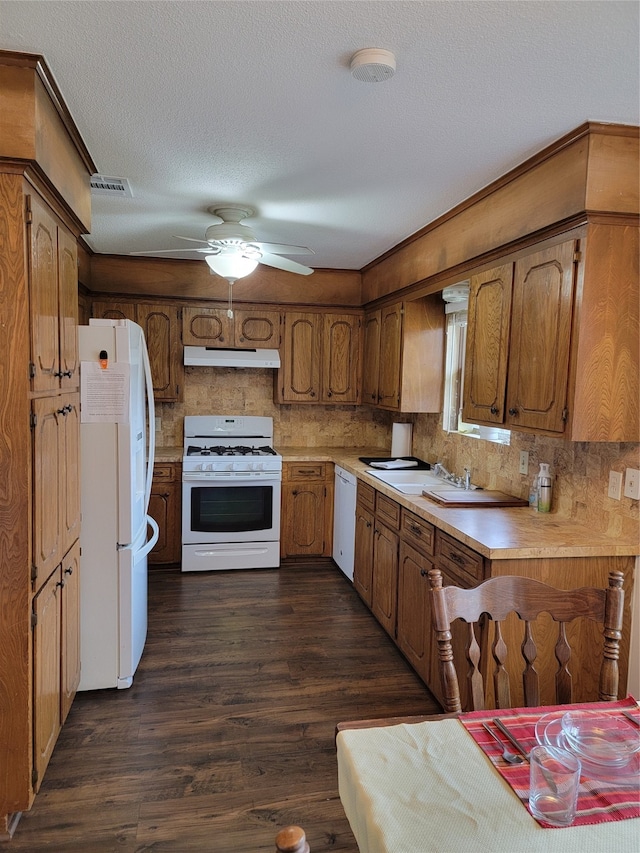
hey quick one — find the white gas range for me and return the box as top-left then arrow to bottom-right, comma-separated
181,416 -> 282,572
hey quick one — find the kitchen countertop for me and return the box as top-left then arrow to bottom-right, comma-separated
277,446 -> 640,560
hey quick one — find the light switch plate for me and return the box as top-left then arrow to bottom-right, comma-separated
623,468 -> 640,500
519,451 -> 529,475
608,470 -> 623,500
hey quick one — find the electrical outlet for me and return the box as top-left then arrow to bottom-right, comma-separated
608,470 -> 623,500
519,451 -> 529,475
155,417 -> 162,433
623,468 -> 640,500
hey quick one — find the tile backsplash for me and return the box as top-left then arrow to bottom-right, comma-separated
158,368 -> 639,538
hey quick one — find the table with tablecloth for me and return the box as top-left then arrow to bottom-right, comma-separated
337,702 -> 640,853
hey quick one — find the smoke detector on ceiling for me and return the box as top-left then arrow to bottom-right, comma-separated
350,48 -> 396,83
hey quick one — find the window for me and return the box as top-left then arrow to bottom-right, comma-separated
442,285 -> 510,445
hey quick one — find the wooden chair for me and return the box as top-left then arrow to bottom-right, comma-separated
429,568 -> 625,713
275,825 -> 309,852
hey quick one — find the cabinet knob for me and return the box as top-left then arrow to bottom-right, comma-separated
508,407 -> 518,416
64,370 -> 73,378
327,391 -> 332,397
366,520 -> 372,528
56,579 -> 65,589
64,566 -> 73,575
490,406 -> 498,415
292,489 -> 298,496
420,568 -> 428,577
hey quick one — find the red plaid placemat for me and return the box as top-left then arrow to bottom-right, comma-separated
460,696 -> 640,828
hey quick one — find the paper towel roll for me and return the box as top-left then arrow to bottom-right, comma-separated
391,423 -> 412,458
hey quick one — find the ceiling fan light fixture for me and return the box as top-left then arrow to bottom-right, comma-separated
205,249 -> 260,281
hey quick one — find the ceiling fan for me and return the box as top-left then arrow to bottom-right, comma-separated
132,206 -> 314,317
131,204 -> 313,317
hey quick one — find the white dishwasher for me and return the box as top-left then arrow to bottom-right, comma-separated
333,465 -> 357,580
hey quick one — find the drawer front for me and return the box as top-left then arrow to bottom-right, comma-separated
153,463 -> 176,483
286,463 -> 326,482
435,531 -> 484,584
357,481 -> 376,513
375,493 -> 401,530
401,509 -> 435,557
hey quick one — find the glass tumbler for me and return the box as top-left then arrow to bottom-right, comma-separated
529,745 -> 581,826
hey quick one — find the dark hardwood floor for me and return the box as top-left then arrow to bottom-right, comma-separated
11,561 -> 440,852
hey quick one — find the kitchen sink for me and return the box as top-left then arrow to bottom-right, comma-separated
366,469 -> 460,495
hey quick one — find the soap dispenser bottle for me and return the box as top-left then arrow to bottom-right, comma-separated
537,463 -> 552,513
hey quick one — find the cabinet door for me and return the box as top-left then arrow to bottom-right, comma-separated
32,397 -> 62,585
29,194 -> 59,394
279,312 -> 322,403
362,311 -> 381,405
353,501 -> 374,606
182,305 -> 231,346
136,303 -> 183,402
57,227 -> 79,390
148,463 -> 181,566
371,521 -> 399,638
60,541 -> 80,724
322,314 -> 361,404
33,567 -> 62,791
234,309 -> 281,349
506,241 -> 576,433
377,304 -> 402,410
463,264 -> 513,425
59,393 -> 80,557
92,300 -> 136,322
397,541 -> 434,683
281,480 -> 326,556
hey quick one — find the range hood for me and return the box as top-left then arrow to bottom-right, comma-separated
184,346 -> 281,368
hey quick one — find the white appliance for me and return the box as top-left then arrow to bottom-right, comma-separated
78,319 -> 159,690
333,465 -> 357,580
182,415 -> 282,572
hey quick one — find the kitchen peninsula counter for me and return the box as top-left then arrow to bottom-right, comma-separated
277,447 -> 639,560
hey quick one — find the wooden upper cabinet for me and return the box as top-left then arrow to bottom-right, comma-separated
234,308 -> 281,348
136,303 -> 183,403
362,311 -> 381,405
463,264 -> 513,425
182,306 -> 231,346
57,227 -> 79,391
463,240 -> 577,436
321,313 -> 361,404
92,300 -> 183,402
91,301 -> 136,322
182,305 -> 281,349
364,298 -> 444,413
377,304 -> 403,409
278,312 -> 322,403
507,241 -> 575,433
28,195 -> 60,394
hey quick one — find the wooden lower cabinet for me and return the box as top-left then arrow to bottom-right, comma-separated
32,539 -> 80,793
353,485 -> 375,605
354,483 -> 635,709
281,463 -> 334,557
148,463 -> 182,568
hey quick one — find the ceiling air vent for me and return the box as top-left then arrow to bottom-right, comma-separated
90,175 -> 133,198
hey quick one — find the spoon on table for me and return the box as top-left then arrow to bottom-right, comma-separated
482,722 -> 525,764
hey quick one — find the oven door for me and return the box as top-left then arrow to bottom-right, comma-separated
182,473 -> 281,545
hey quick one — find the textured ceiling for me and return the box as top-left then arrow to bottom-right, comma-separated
2,1 -> 638,272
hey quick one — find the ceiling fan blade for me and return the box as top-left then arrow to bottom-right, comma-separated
173,235 -> 211,245
130,247 -> 215,256
254,242 -> 314,256
259,253 -> 314,275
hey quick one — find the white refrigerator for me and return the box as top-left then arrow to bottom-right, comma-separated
78,319 -> 159,689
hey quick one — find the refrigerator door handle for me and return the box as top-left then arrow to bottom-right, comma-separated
139,515 -> 160,559
141,331 -> 156,516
